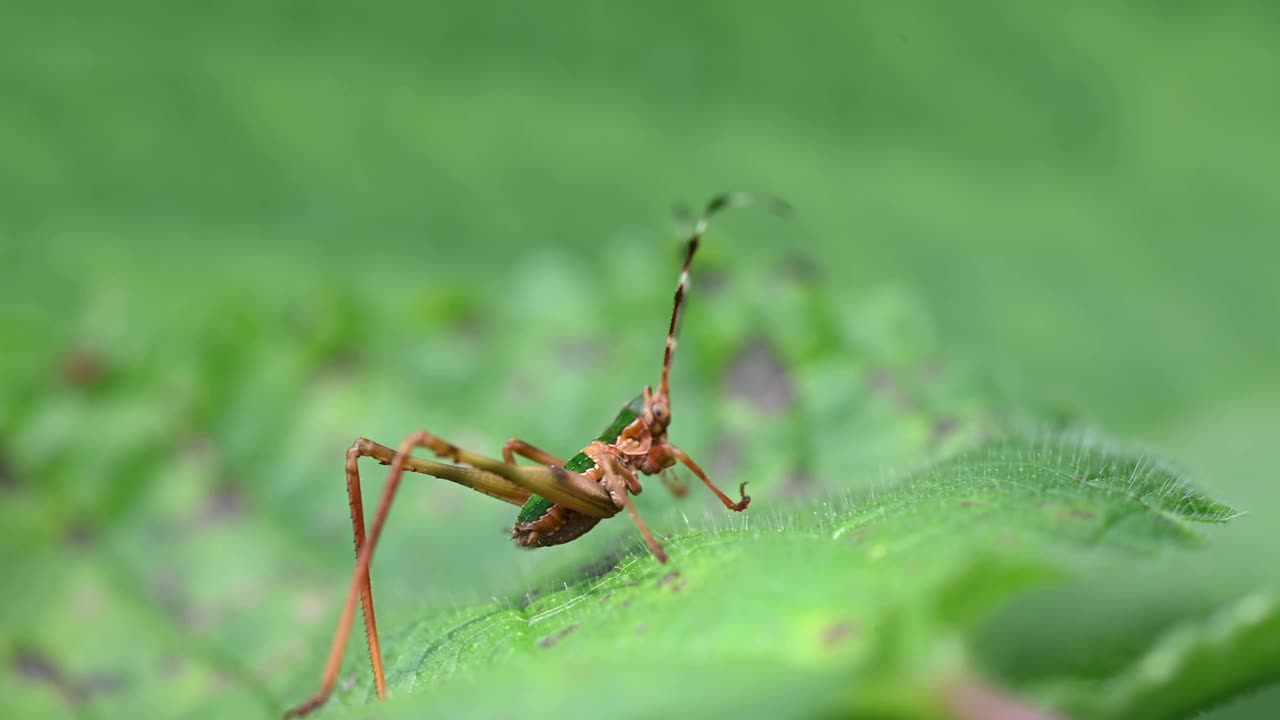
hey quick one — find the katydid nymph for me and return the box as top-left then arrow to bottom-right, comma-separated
283,193 -> 788,718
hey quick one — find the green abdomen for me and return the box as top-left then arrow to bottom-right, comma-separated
514,394 -> 644,525
515,451 -> 595,523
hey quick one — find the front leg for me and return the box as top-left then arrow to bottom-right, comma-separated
599,453 -> 669,563
662,443 -> 751,512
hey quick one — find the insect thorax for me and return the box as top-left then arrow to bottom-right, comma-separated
512,393 -> 646,532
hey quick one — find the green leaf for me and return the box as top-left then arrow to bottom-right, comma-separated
285,435 -> 1248,719
1044,593 -> 1280,720
2,256 -> 1267,720
6,4 -> 1279,715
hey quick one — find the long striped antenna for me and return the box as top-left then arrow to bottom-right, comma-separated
658,192 -> 790,402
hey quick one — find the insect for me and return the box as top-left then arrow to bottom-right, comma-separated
283,193 -> 788,718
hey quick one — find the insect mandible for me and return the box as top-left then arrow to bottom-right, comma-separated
283,193 -> 788,718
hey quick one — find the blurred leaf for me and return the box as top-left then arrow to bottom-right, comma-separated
1043,593 -> 1280,720
4,2 -> 1279,718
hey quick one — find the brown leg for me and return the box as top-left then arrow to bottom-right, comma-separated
600,455 -> 668,563
416,430 -> 616,517
284,435 -> 619,718
665,444 -> 750,511
344,445 -> 383,703
502,438 -> 567,467
659,468 -> 689,498
284,435 -> 531,719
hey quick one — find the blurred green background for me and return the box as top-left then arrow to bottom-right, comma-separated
2,1 -> 1278,718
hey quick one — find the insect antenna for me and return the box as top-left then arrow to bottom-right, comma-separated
658,192 -> 791,402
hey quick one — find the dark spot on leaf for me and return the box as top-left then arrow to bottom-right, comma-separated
149,568 -> 206,629
865,368 -> 919,413
151,570 -> 185,617
820,620 -> 859,648
725,338 -> 792,414
181,435 -> 217,468
14,648 -> 60,684
447,305 -> 490,344
160,655 -> 186,677
65,520 -> 97,548
213,670 -> 235,690
657,571 -> 686,592
60,349 -> 106,389
696,267 -> 728,297
781,466 -> 818,498
671,202 -> 694,233
537,624 -> 579,648
598,591 -> 613,606
960,500 -> 983,508
0,441 -> 15,490
202,483 -> 245,525
340,674 -> 358,693
866,367 -> 893,392
581,549 -> 626,580
82,671 -> 127,696
1039,502 -> 1097,521
13,647 -> 83,704
919,356 -> 948,383
635,623 -> 648,636
310,348 -> 363,386
932,417 -> 958,442
776,252 -> 820,282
